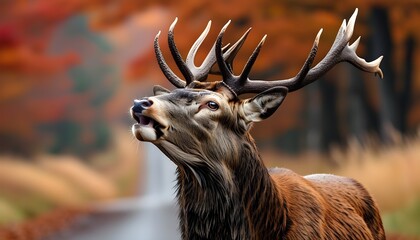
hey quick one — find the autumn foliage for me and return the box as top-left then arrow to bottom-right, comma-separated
1,0 -> 420,156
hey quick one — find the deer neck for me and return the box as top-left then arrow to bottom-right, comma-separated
170,136 -> 289,239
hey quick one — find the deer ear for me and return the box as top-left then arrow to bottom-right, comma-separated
242,87 -> 288,122
153,85 -> 171,96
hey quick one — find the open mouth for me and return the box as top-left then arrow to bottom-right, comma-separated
132,113 -> 165,141
133,114 -> 162,129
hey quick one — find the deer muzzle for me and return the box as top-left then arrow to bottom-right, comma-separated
131,98 -> 165,142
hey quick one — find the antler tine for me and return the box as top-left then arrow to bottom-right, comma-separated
184,20 -> 249,82
215,21 -> 274,95
239,35 -> 267,83
154,31 -> 186,88
341,37 -> 384,78
185,20 -> 215,81
271,29 -> 322,90
224,28 -> 252,72
186,20 -> 212,67
168,18 -> 195,85
215,20 -> 235,83
209,28 -> 251,75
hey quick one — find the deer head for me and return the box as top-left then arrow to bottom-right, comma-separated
131,9 -> 382,169
130,9 -> 385,239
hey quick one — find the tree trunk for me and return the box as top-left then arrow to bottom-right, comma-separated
304,81 -> 323,152
400,35 -> 415,134
320,78 -> 341,151
368,6 -> 400,142
347,66 -> 371,143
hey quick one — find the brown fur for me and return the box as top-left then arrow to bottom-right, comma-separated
271,169 -> 385,239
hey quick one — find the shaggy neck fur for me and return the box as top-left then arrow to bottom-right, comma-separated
172,135 -> 289,240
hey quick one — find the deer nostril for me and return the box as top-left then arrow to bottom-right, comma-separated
133,99 -> 153,113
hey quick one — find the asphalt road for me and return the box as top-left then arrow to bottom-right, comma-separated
46,199 -> 180,240
46,144 -> 181,240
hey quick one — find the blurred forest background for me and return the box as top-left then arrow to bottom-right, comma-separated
1,0 -> 420,239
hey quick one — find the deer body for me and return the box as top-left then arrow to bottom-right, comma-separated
131,9 -> 385,240
173,135 -> 384,239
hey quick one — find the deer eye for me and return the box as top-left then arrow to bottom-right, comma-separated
206,101 -> 219,111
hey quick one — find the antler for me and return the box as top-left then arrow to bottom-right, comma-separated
215,8 -> 383,96
154,18 -> 250,88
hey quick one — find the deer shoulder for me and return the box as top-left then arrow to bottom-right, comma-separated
270,168 -> 385,239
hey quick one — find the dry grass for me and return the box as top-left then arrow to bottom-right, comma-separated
0,127 -> 142,226
0,158 -> 86,207
38,155 -> 118,200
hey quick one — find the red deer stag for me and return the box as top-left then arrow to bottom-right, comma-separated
131,9 -> 385,240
